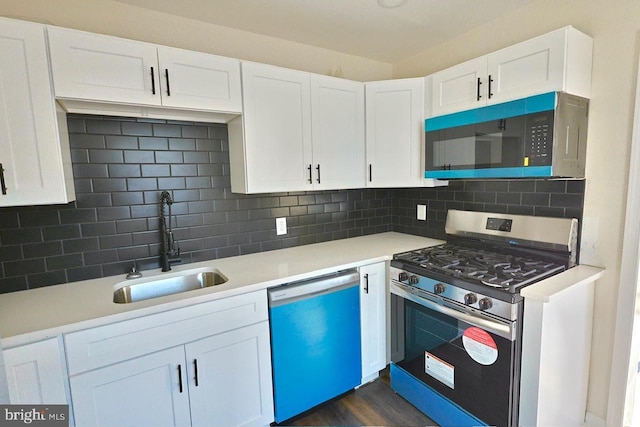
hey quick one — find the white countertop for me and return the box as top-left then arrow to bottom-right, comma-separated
520,264 -> 605,302
0,232 -> 442,348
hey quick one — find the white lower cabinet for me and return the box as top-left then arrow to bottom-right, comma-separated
70,322 -> 272,427
70,346 -> 191,427
66,291 -> 274,427
3,338 -> 69,405
187,323 -> 273,427
359,262 -> 387,384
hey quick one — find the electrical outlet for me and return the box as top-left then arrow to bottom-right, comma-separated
417,204 -> 427,221
276,217 -> 287,235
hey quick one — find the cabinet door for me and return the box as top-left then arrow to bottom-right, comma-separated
70,347 -> 191,427
186,322 -> 274,427
431,56 -> 487,117
0,18 -> 74,206
4,339 -> 68,405
365,78 -> 424,188
487,28 -> 566,105
238,62 -> 312,193
157,47 -> 242,112
310,75 -> 365,190
47,26 -> 161,106
360,262 -> 387,383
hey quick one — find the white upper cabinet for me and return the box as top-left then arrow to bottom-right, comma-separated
430,26 -> 593,117
156,46 -> 242,112
230,62 -> 313,193
47,26 -> 241,114
229,62 -> 365,193
47,26 -> 160,106
431,57 -> 487,117
310,74 -> 365,190
0,18 -> 75,207
365,78 -> 424,188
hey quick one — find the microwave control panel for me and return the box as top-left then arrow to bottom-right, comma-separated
525,111 -> 554,166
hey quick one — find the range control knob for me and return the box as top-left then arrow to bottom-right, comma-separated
398,272 -> 409,282
434,283 -> 446,295
479,298 -> 493,311
409,275 -> 419,285
464,293 -> 478,305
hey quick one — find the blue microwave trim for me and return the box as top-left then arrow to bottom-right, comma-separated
425,91 -> 558,132
425,166 -> 553,179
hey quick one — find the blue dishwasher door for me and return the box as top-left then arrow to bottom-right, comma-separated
269,278 -> 362,423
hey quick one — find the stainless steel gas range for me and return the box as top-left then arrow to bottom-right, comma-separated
389,209 -> 578,427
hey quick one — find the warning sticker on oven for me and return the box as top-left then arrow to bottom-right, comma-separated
425,352 -> 455,389
463,327 -> 498,365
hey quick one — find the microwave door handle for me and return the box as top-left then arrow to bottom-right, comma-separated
391,282 -> 514,340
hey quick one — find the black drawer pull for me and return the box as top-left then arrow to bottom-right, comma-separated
178,364 -> 183,393
364,273 -> 369,294
488,75 -> 494,99
0,163 -> 6,195
316,164 -> 321,184
165,69 -> 171,96
194,359 -> 199,387
476,77 -> 482,101
151,67 -> 156,95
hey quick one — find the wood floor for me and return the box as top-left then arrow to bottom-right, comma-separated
281,374 -> 437,427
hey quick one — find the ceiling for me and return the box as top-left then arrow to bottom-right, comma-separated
113,0 -> 535,63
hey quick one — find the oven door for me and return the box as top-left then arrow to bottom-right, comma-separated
390,282 -> 521,427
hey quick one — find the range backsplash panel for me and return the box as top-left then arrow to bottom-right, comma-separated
0,115 -> 584,293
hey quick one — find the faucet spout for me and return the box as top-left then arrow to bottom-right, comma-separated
160,191 -> 181,272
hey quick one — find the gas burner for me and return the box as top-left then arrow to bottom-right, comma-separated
393,243 -> 566,292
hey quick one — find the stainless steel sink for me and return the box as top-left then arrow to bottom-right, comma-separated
113,267 -> 228,303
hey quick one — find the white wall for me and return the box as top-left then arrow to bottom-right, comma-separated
394,0 -> 640,421
0,342 -> 9,404
0,0 -> 393,81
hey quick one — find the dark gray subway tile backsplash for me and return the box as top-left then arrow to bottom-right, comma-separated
0,115 -> 585,294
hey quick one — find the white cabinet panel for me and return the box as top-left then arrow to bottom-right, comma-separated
431,57 -> 486,116
429,26 -> 592,118
48,26 -> 160,106
70,346 -> 191,427
360,262 -> 387,384
157,47 -> 241,112
230,62 -> 312,193
4,338 -> 68,405
310,75 -> 365,190
487,29 -> 566,105
187,322 -> 274,427
0,18 -> 74,207
47,26 -> 242,117
365,78 -> 423,188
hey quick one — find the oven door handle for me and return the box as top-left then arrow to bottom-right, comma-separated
391,282 -> 515,340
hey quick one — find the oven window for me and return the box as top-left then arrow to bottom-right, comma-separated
396,299 -> 517,427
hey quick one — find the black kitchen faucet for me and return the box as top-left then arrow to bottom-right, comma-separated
160,190 -> 181,272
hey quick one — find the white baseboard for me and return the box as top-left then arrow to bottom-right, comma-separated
583,412 -> 606,427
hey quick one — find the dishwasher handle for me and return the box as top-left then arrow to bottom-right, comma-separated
268,270 -> 359,306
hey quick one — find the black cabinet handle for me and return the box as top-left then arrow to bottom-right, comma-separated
369,164 -> 372,182
194,359 -> 199,387
151,67 -> 156,95
307,164 -> 312,184
178,364 -> 183,393
364,273 -> 369,294
0,163 -> 6,195
476,77 -> 482,101
316,164 -> 321,184
488,75 -> 494,99
165,69 -> 171,96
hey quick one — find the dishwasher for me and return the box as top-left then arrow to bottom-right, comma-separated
268,269 -> 362,423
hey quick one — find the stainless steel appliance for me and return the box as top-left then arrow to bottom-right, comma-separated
425,92 -> 589,179
390,209 -> 578,427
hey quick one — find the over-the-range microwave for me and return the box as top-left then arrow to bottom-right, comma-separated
424,92 -> 589,179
